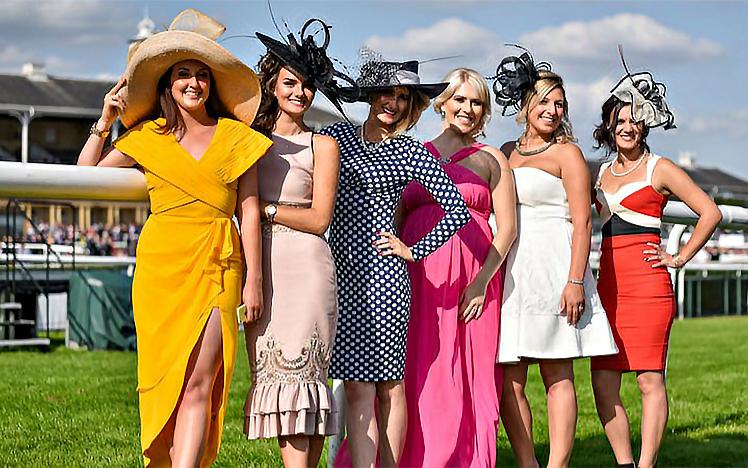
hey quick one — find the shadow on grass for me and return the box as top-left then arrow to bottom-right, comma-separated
497,429 -> 748,467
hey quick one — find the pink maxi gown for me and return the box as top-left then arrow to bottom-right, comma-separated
399,142 -> 503,467
334,142 -> 503,468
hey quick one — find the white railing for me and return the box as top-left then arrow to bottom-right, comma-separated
0,162 -> 147,202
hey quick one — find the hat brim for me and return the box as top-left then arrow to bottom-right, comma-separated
120,30 -> 261,128
342,83 -> 449,102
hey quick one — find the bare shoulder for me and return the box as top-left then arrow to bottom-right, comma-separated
313,134 -> 339,155
555,141 -> 584,158
555,142 -> 587,167
651,155 -> 688,185
653,154 -> 678,172
478,144 -> 511,170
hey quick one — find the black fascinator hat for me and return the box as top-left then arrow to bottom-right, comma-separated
342,47 -> 449,102
490,45 -> 552,116
609,46 -> 675,130
256,18 -> 360,118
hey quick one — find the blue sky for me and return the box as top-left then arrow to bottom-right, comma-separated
2,0 -> 746,177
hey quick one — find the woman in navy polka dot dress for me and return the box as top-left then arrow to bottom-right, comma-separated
321,58 -> 470,466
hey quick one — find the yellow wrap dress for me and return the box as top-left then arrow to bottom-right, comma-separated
114,117 -> 272,467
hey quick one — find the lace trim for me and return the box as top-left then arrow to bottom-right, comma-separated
253,326 -> 332,385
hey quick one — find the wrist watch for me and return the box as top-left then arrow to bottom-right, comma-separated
89,121 -> 110,139
265,204 -> 278,223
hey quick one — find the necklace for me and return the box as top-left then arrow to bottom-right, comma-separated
515,138 -> 554,156
359,125 -> 387,153
610,153 -> 648,177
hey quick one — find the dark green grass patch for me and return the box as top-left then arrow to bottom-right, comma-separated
0,317 -> 746,467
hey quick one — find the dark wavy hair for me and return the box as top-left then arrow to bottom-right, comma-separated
154,64 -> 230,137
593,95 -> 650,158
252,53 -> 283,137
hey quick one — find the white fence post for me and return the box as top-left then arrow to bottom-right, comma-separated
328,379 -> 346,467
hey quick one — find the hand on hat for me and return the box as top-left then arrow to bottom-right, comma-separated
98,76 -> 127,132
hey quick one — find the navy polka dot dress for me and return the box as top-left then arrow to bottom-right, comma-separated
320,122 -> 470,382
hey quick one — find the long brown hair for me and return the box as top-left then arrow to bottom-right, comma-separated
252,53 -> 284,138
154,64 -> 229,137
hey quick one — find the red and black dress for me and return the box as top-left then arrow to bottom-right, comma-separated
591,155 -> 675,372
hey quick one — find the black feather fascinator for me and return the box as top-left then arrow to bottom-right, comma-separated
256,18 -> 360,119
489,45 -> 551,116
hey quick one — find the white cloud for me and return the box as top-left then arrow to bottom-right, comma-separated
565,76 -> 616,122
364,18 -> 505,79
0,0 -> 138,75
1,0 -> 126,31
0,43 -> 65,74
520,13 -> 723,66
0,45 -> 25,66
686,109 -> 748,137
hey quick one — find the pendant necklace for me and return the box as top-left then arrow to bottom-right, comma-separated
610,152 -> 648,177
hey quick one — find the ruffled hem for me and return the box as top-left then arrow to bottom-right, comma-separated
244,380 -> 337,439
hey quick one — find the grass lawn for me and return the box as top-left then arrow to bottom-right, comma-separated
0,316 -> 746,467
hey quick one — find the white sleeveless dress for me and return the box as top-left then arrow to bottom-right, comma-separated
498,167 -> 618,363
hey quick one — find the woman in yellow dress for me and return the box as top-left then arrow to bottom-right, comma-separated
76,10 -> 272,467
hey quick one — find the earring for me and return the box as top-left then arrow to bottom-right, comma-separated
440,110 -> 445,118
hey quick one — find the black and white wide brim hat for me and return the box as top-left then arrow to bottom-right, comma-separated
343,59 -> 448,102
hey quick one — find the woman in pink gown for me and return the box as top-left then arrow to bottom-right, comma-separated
398,68 -> 517,468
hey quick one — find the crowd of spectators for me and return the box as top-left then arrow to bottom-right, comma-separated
6,221 -> 748,261
17,222 -> 141,257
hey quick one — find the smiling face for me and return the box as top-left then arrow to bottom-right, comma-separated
442,81 -> 485,135
274,66 -> 315,118
169,59 -> 211,114
369,86 -> 411,128
526,86 -> 565,137
612,104 -> 644,153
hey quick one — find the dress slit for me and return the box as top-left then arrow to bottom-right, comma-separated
143,306 -> 230,467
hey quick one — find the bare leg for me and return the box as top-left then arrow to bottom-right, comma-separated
376,380 -> 407,468
308,435 -> 325,468
500,361 -> 539,468
345,381 -> 377,468
637,371 -> 668,468
539,359 -> 576,468
171,308 -> 224,468
591,369 -> 634,464
278,435 -> 323,468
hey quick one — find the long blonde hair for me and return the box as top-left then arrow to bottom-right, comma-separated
516,70 -> 575,143
433,68 -> 492,137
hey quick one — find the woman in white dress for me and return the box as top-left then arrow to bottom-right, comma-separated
493,48 -> 618,468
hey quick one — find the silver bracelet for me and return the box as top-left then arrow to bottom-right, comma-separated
568,279 -> 584,286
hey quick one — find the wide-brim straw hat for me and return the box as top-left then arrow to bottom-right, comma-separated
119,9 -> 261,128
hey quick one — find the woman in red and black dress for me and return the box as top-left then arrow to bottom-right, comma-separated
590,62 -> 722,468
